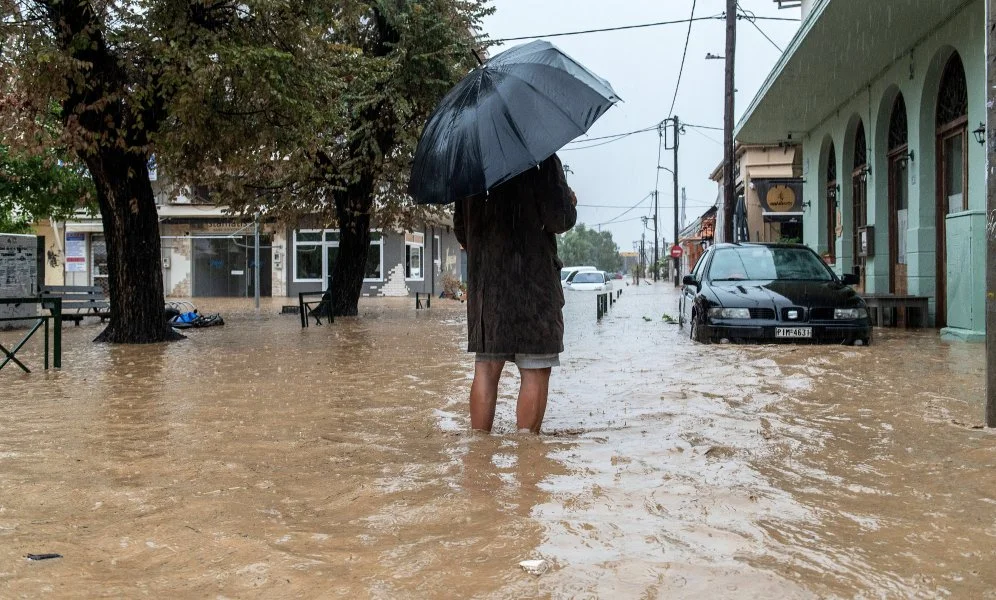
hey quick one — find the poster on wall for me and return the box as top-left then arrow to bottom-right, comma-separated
65,232 -> 87,272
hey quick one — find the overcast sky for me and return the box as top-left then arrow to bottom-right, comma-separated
481,0 -> 802,255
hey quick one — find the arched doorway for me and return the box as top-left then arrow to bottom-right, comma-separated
851,121 -> 868,291
887,94 -> 909,295
935,53 -> 968,327
826,143 -> 838,264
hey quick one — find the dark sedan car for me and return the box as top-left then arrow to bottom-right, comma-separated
679,243 -> 872,345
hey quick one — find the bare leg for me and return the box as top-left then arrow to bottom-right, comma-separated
470,360 -> 505,432
516,367 -> 551,433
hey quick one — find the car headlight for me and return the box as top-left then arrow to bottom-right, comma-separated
834,308 -> 867,319
708,307 -> 751,319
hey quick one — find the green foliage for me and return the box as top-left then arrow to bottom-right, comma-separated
0,146 -> 95,233
159,0 -> 493,230
557,223 -> 624,273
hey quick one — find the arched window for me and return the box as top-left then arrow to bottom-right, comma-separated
825,143 -> 837,263
851,121 -> 868,289
888,94 -> 909,294
934,52 -> 968,327
937,54 -> 968,215
888,95 -> 908,152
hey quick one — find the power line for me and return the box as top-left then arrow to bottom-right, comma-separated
561,131 -> 655,151
496,15 -> 720,43
495,14 -> 800,43
688,126 -> 721,145
683,123 -> 724,131
566,124 -> 659,144
594,192 -> 654,226
580,202 -> 670,208
667,0 -> 697,117
737,3 -> 783,52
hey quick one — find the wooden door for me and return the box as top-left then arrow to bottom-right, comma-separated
888,151 -> 909,295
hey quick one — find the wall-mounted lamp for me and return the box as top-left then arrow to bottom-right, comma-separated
973,122 -> 986,145
897,150 -> 915,166
857,165 -> 872,182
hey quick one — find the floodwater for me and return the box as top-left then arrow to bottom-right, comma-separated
1,284 -> 994,598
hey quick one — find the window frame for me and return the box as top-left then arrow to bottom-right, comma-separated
292,228 -> 385,284
405,232 -> 425,281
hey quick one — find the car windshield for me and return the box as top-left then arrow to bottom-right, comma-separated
707,247 -> 833,282
572,272 -> 603,284
560,269 -> 571,281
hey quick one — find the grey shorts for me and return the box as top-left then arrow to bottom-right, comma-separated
475,352 -> 561,369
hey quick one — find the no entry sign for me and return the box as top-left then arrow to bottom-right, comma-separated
670,245 -> 683,259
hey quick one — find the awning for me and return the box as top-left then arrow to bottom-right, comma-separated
736,0 -> 973,144
64,221 -> 104,233
762,211 -> 804,223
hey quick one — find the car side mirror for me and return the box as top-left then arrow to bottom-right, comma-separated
682,274 -> 698,287
841,273 -> 859,286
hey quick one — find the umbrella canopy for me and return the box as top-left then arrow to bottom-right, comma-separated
409,40 -> 620,205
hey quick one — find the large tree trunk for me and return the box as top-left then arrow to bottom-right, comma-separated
87,151 -> 182,343
327,180 -> 375,317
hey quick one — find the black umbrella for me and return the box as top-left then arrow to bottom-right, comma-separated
409,40 -> 620,205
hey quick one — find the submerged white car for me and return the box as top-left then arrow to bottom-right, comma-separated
561,265 -> 597,288
566,271 -> 607,291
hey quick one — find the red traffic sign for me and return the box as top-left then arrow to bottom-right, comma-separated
670,245 -> 683,259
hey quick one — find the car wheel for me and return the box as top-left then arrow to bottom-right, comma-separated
690,314 -> 708,343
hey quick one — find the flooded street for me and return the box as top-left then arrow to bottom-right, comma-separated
1,285 -> 994,598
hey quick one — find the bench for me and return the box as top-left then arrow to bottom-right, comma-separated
861,293 -> 930,328
298,291 -> 333,327
39,285 -> 111,326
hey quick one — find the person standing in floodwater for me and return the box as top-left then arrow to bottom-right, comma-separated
453,153 -> 577,433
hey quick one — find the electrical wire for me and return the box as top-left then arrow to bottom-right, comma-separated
560,131 -> 655,151
566,124 -> 659,144
737,3 -> 783,52
496,15 -> 720,43
667,0 -> 697,118
683,122 -> 723,131
688,126 -> 721,145
590,192 -> 654,227
496,14 -> 799,43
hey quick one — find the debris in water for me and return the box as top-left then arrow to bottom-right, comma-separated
519,559 -> 548,575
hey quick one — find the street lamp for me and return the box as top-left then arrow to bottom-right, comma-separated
705,53 -> 725,60
973,122 -> 986,145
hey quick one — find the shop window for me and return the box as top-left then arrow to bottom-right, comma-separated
365,232 -> 383,281
406,232 -> 424,280
294,230 -> 323,281
294,229 -> 383,283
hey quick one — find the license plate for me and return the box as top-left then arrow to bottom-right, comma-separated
776,327 -> 812,338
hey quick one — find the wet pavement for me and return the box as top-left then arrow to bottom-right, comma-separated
1,284 -> 994,598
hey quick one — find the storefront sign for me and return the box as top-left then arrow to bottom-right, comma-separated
65,232 -> 86,272
753,179 -> 803,213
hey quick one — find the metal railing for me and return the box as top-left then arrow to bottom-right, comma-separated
596,289 -> 623,320
0,297 -> 62,372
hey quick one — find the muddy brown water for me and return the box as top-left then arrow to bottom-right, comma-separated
1,286 -> 993,598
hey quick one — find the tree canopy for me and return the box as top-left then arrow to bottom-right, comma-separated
0,145 -> 95,233
1,0 -> 491,339
557,224 -> 623,273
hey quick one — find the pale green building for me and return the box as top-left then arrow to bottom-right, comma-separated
736,0 -> 986,340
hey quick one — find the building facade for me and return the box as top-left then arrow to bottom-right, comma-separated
711,145 -> 803,245
737,0 -> 985,339
33,182 -> 463,300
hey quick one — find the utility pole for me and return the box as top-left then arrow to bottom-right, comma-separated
672,115 -> 681,287
987,0 -> 995,427
253,215 -> 261,314
653,190 -> 659,281
640,227 -> 647,281
722,0 -> 737,241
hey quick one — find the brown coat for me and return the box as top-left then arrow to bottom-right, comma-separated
454,154 -> 577,354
